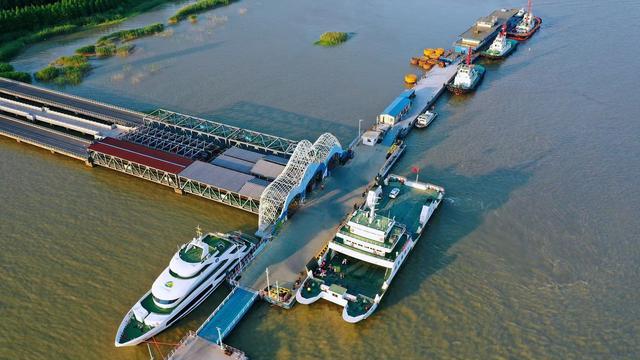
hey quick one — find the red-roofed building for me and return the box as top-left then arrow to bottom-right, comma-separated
88,137 -> 193,174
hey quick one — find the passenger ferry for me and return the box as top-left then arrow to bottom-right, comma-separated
115,228 -> 253,347
296,176 -> 444,322
480,24 -> 518,59
446,49 -> 486,95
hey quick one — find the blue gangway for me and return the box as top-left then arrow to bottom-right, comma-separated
197,286 -> 258,344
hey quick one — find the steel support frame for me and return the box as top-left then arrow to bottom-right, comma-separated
89,151 -> 180,187
123,125 -> 214,159
179,177 -> 260,214
144,109 -> 297,157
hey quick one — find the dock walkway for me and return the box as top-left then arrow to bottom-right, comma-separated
0,78 -> 144,126
167,287 -> 257,360
0,113 -> 89,160
197,286 -> 258,345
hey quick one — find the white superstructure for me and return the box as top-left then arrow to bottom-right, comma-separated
415,110 -> 438,129
488,26 -> 511,55
516,11 -> 536,33
115,229 -> 253,347
453,64 -> 480,88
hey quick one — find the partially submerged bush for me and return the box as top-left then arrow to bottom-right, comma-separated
34,55 -> 91,85
75,45 -> 96,55
315,32 -> 350,47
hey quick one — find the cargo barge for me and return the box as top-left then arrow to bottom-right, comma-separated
454,8 -> 520,53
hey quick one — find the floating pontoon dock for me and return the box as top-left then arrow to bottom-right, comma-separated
0,7 -> 527,359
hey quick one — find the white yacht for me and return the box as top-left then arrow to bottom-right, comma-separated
415,110 -> 438,129
115,228 -> 253,347
481,24 -> 518,59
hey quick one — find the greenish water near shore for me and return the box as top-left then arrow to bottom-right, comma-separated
1,0 -> 639,359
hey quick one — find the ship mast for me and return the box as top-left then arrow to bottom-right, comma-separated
527,0 -> 532,14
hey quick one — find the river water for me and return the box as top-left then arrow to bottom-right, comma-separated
1,0 -> 639,359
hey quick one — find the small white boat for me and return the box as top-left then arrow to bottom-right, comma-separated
415,110 -> 438,129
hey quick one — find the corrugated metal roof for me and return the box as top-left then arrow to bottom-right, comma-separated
222,146 -> 265,163
251,159 -> 285,180
179,161 -> 255,193
88,137 -> 193,174
264,154 -> 289,166
381,96 -> 411,117
100,137 -> 193,166
212,154 -> 255,174
238,178 -> 270,199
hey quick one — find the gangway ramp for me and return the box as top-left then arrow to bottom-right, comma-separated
197,286 -> 258,345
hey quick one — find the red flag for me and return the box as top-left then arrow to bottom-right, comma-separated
411,166 -> 419,173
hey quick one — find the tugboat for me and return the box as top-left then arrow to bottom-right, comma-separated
508,0 -> 542,41
446,48 -> 485,95
415,109 -> 438,129
480,24 -> 518,59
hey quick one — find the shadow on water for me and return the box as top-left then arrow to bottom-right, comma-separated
380,162 -> 534,310
227,159 -> 534,359
95,41 -> 225,72
203,101 -> 356,143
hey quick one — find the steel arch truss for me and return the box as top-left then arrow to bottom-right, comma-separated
258,133 -> 343,232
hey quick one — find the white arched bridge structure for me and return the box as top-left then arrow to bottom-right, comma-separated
258,133 -> 344,233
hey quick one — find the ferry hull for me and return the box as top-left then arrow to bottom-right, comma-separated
507,17 -> 542,41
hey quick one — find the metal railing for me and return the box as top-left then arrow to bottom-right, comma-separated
0,78 -> 144,126
0,126 -> 87,161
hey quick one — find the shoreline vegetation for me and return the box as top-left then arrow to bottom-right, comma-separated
315,32 -> 351,47
168,0 -> 232,24
0,0 -> 236,85
34,22 -> 163,85
0,0 -> 173,62
0,62 -> 31,83
34,55 -> 90,85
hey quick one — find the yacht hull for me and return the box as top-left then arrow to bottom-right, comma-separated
115,274 -> 227,347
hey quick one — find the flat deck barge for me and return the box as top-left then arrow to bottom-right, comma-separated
454,8 -> 519,52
